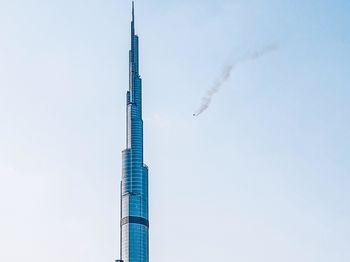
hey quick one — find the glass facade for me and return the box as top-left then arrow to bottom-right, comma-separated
119,3 -> 149,262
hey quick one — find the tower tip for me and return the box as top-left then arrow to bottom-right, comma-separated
132,1 -> 135,21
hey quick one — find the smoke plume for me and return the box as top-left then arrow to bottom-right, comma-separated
193,45 -> 277,117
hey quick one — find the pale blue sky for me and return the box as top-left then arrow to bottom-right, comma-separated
0,0 -> 349,261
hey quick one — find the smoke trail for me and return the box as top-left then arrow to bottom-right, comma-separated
193,45 -> 277,117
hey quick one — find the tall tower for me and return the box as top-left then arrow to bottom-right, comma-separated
118,2 -> 149,262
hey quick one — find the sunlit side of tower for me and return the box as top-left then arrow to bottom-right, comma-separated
117,2 -> 149,262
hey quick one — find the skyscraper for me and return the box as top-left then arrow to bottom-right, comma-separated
117,2 -> 149,262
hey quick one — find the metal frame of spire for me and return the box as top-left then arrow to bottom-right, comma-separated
131,1 -> 136,48
132,1 -> 135,22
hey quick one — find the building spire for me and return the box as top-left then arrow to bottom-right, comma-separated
131,1 -> 135,47
132,1 -> 135,23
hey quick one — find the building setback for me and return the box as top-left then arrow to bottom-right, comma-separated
117,2 -> 149,262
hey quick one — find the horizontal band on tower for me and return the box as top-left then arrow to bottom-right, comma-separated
121,216 -> 149,227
